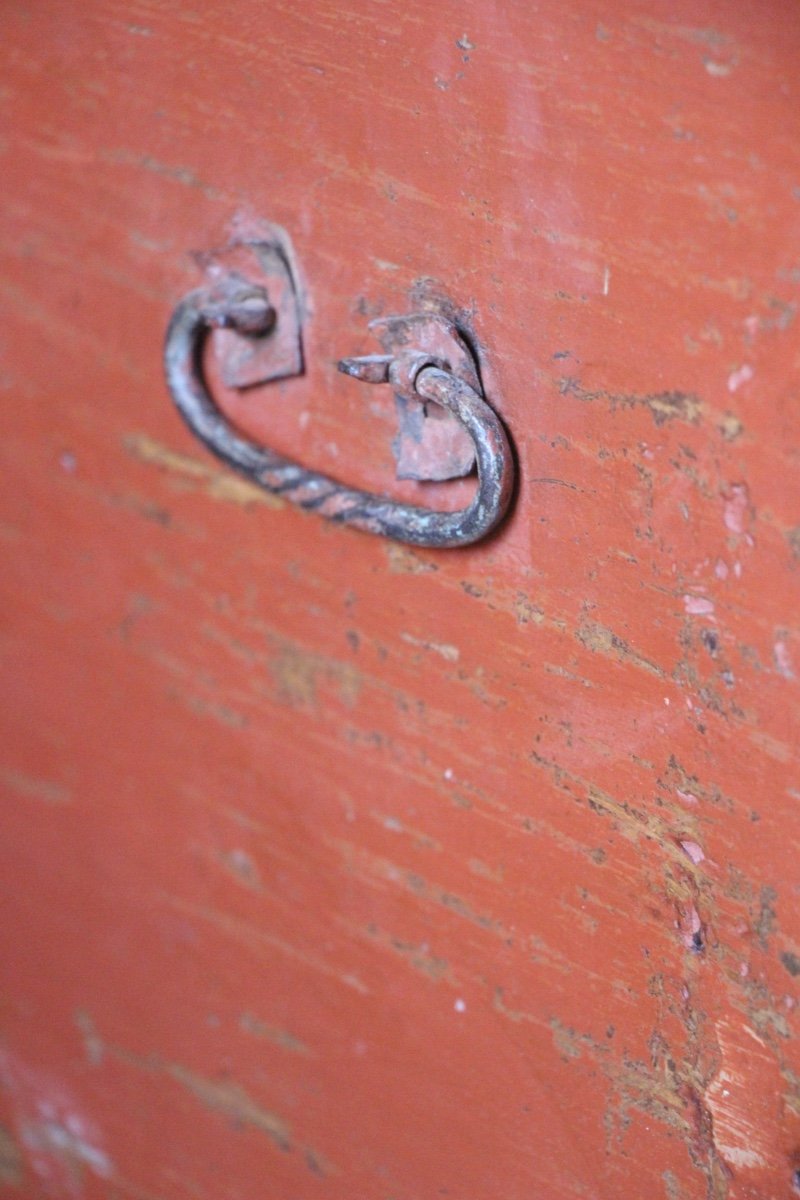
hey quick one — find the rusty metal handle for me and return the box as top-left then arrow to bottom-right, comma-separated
164,284 -> 514,548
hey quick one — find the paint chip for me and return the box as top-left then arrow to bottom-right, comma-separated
723,483 -> 749,534
684,594 -> 715,615
679,840 -> 705,865
727,364 -> 753,392
705,58 -> 733,77
774,641 -> 795,679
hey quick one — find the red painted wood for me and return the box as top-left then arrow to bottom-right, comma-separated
1,2 -> 799,1198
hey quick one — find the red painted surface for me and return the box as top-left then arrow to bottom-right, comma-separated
1,2 -> 800,1198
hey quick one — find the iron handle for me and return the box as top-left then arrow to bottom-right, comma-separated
163,282 -> 514,548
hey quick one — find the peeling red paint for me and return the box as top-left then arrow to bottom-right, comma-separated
2,3 -> 800,1199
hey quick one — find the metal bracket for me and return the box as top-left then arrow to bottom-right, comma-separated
369,314 -> 480,482
201,236 -> 304,389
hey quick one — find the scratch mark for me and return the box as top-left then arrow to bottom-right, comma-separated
748,729 -> 793,764
329,839 -> 506,937
101,149 -> 220,198
70,1017 -> 331,1177
337,918 -> 452,982
400,632 -> 460,662
239,1014 -> 312,1057
167,1066 -> 290,1150
706,1016 -> 779,1172
164,894 -> 370,994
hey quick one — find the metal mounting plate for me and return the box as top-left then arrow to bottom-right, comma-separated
206,238 -> 303,389
370,313 -> 480,482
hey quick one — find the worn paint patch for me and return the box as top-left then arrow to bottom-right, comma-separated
722,483 -> 750,534
683,594 -> 715,616
217,847 -> 262,891
124,433 -> 284,509
0,1122 -> 23,1187
239,1013 -> 312,1057
774,639 -> 795,678
705,1015 -> 782,1175
400,632 -> 460,661
267,639 -> 362,710
167,1065 -> 333,1176
575,621 -> 662,676
165,893 -> 370,994
71,1015 -> 332,1176
340,918 -> 452,982
0,768 -> 70,804
0,1052 -> 112,1198
167,1065 -> 290,1150
385,543 -> 438,573
559,378 -> 703,425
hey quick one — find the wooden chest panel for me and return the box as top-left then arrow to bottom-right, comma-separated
1,3 -> 799,1198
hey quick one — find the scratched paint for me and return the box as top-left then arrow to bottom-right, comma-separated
1,2 -> 800,1199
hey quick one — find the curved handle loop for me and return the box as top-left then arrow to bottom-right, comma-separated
164,285 -> 514,548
